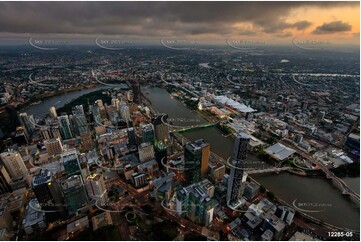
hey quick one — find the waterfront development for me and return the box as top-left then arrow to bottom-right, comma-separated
22,86 -> 360,231
144,87 -> 360,231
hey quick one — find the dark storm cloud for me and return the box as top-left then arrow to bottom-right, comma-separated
258,20 -> 312,33
312,21 -> 353,35
0,1 -> 357,37
292,21 -> 313,30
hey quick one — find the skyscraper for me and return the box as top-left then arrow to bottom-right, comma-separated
0,150 -> 28,181
152,114 -> 170,143
120,105 -> 130,125
111,98 -> 120,111
85,173 -> 107,204
60,175 -> 88,215
95,99 -> 104,108
32,169 -> 66,221
92,105 -> 102,126
40,126 -> 52,141
0,165 -> 11,195
71,114 -> 89,136
72,105 -> 85,116
49,107 -> 58,119
127,127 -> 137,146
141,124 -> 155,144
51,126 -> 62,140
132,80 -> 141,105
61,149 -> 81,177
176,182 -> 216,226
57,115 -> 73,140
138,142 -> 155,163
154,141 -> 167,170
44,137 -> 63,156
19,112 -> 35,138
226,133 -> 250,209
184,139 -> 210,186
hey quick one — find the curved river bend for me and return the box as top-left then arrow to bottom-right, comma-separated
143,87 -> 359,231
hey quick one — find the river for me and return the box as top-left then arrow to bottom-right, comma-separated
143,86 -> 359,230
23,86 -> 111,118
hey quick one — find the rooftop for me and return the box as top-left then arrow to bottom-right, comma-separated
264,143 -> 296,161
33,169 -> 52,186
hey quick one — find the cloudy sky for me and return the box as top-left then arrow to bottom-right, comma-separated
0,1 -> 359,45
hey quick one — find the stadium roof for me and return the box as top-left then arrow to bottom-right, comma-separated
213,95 -> 255,113
264,143 -> 296,161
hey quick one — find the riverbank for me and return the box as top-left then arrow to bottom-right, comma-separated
56,89 -> 112,114
174,129 -> 359,237
24,85 -> 112,118
20,84 -> 99,112
142,86 -> 359,230
248,176 -> 360,237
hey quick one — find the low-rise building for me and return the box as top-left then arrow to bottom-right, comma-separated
91,211 -> 113,231
243,181 -> 260,200
22,199 -> 47,235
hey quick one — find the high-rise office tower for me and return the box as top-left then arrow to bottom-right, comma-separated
184,139 -> 210,186
85,173 -> 107,204
14,127 -> 29,145
40,126 -> 52,141
19,112 -> 35,138
154,141 -> 167,170
60,175 -> 88,215
111,98 -> 120,111
152,114 -> 170,143
32,169 -> 66,221
138,142 -> 155,163
71,114 -> 89,136
72,105 -> 85,116
0,150 -> 28,181
51,126 -> 62,140
141,124 -> 155,144
49,107 -> 58,119
92,105 -> 102,126
57,115 -> 73,140
120,105 -> 130,123
176,182 -> 216,226
0,165 -> 11,195
61,149 -> 81,178
127,127 -> 137,146
226,133 -> 250,208
44,137 -> 63,156
98,104 -> 107,119
95,99 -> 104,109
132,80 -> 141,105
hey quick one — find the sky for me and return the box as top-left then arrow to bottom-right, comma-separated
0,1 -> 359,46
